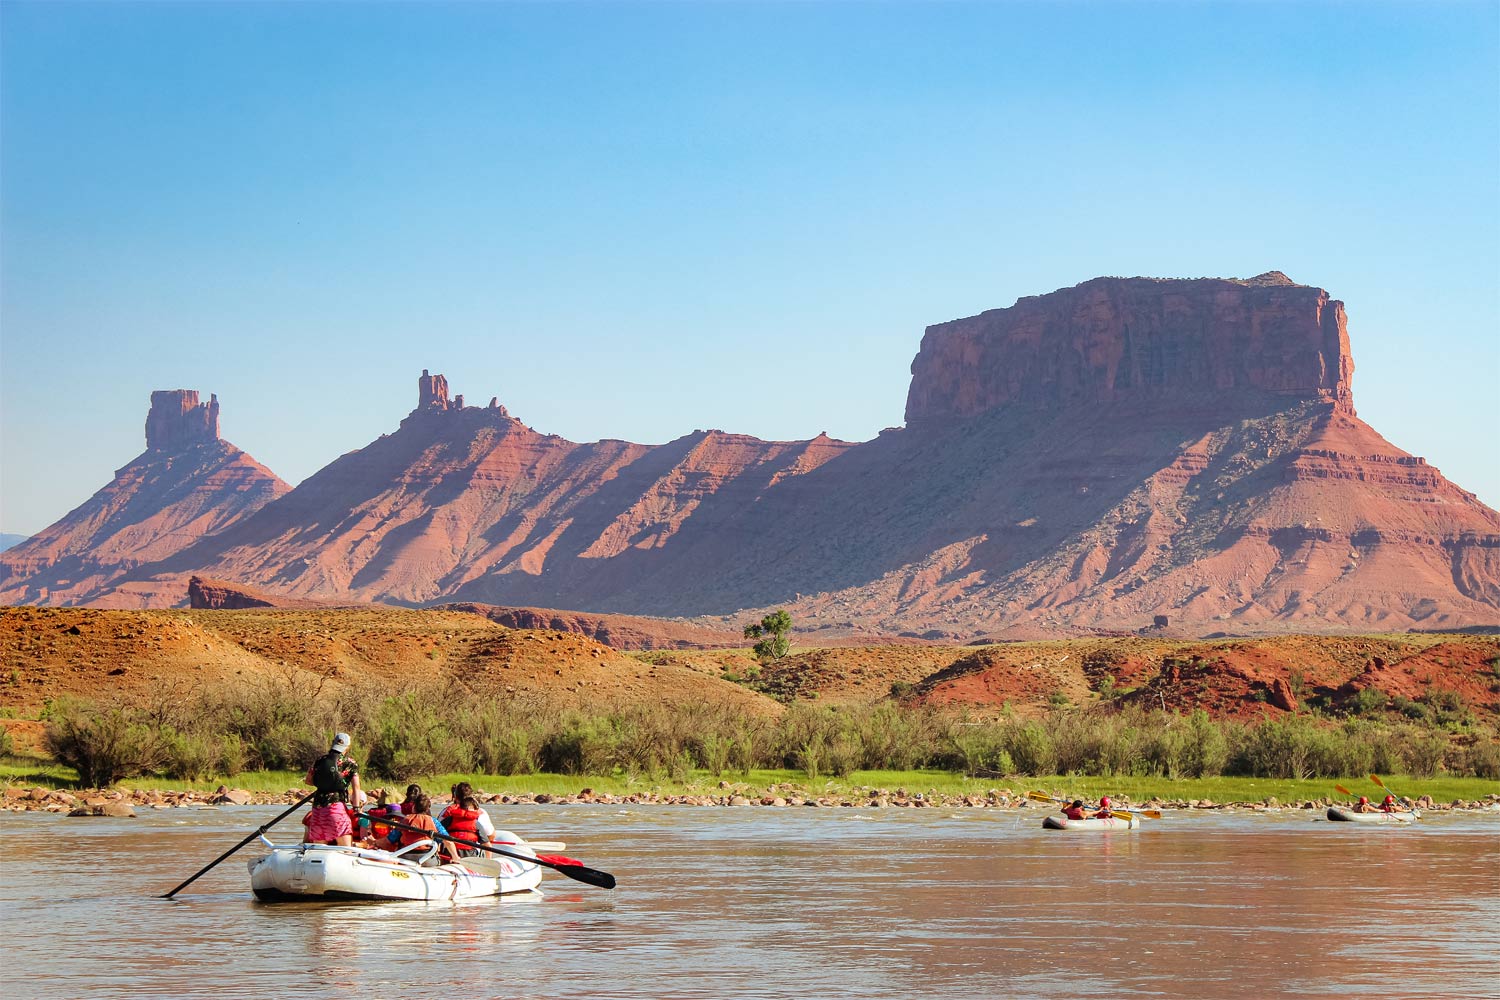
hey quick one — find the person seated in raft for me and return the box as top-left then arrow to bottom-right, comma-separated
1061,799 -> 1088,821
1379,794 -> 1401,813
1352,795 -> 1379,813
440,793 -> 491,860
1092,796 -> 1115,819
387,783 -> 447,848
398,793 -> 441,865
304,732 -> 361,847
438,782 -> 494,858
360,788 -> 403,849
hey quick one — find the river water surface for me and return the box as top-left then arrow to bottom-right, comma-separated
3,804 -> 1497,999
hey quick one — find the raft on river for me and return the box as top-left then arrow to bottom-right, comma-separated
248,835 -> 543,902
1325,806 -> 1420,824
1042,814 -> 1141,831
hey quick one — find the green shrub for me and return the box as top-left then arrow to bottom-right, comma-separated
365,693 -> 471,780
1003,719 -> 1057,776
43,700 -> 163,787
161,728 -> 221,782
1462,738 -> 1500,780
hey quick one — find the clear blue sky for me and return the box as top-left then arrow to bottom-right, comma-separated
2,1 -> 1497,536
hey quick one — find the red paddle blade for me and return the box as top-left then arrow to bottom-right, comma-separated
536,854 -> 584,867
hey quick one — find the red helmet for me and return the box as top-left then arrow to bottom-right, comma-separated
1384,795 -> 1395,804
1359,796 -> 1369,804
1100,796 -> 1111,807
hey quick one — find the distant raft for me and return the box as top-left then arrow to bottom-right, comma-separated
1042,814 -> 1142,831
1326,806 -> 1420,824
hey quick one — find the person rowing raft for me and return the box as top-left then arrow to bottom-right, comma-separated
1061,799 -> 1087,820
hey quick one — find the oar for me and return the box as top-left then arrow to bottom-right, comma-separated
1334,784 -> 1355,797
366,813 -> 615,890
494,839 -> 566,852
161,790 -> 316,899
1027,790 -> 1161,819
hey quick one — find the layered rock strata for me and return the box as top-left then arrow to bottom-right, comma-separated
8,275 -> 1499,636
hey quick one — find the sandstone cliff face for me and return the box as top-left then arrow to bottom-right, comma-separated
906,272 -> 1354,427
10,274 -> 1499,636
187,576 -> 343,610
145,390 -> 221,450
0,392 -> 289,607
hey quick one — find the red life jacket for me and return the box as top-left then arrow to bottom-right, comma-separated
443,805 -> 481,843
368,805 -> 400,839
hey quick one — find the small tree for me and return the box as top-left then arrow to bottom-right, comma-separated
744,610 -> 792,662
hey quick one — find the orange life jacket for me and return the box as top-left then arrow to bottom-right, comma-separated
399,813 -> 437,849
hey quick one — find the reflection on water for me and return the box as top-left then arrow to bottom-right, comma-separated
2,805 -> 1497,998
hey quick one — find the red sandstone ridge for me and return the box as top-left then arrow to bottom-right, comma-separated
187,577 -> 347,610
0,391 -> 289,607
8,274 -> 1499,637
436,603 -> 745,650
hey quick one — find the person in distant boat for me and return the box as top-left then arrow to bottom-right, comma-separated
304,732 -> 361,847
1379,794 -> 1400,813
1093,796 -> 1114,819
398,793 -> 441,865
1061,799 -> 1088,821
1353,795 -> 1378,813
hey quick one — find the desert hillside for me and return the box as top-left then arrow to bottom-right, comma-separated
3,608 -> 1494,747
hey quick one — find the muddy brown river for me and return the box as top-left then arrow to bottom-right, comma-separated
3,804 -> 1497,998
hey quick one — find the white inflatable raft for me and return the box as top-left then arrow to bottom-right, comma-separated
1326,806 -> 1420,824
247,836 -> 543,902
1042,813 -> 1141,831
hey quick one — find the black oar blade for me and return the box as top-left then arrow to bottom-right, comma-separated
551,862 -> 616,890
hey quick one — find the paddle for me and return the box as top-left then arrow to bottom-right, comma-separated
1370,774 -> 1419,814
161,790 -> 316,899
366,813 -> 616,890
499,839 -> 566,852
1027,790 -> 1161,819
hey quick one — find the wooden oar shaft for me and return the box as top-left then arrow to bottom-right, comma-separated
161,790 -> 316,899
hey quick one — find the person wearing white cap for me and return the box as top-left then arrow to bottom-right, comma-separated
304,731 -> 362,847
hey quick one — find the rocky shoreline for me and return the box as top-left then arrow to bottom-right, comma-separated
4,783 -> 1497,817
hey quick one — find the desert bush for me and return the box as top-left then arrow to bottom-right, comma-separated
211,671 -> 337,772
364,693 -> 472,780
454,697 -> 543,775
161,728 -> 221,782
698,731 -> 734,777
1462,738 -> 1500,780
0,723 -> 12,758
950,721 -> 1013,777
44,700 -> 164,787
1400,730 -> 1449,778
1002,719 -> 1057,776
538,713 -> 621,775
